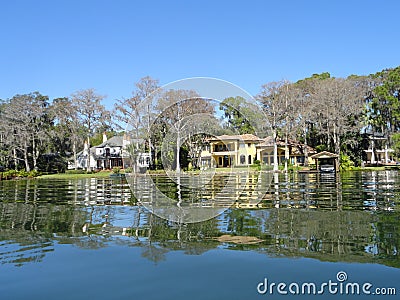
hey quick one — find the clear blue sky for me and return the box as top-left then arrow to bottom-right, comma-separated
1,0 -> 399,108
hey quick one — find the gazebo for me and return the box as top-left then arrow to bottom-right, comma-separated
310,151 -> 339,172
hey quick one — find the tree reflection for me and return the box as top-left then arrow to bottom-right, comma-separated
0,174 -> 399,268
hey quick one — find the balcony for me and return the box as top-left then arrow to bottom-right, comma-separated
211,144 -> 236,154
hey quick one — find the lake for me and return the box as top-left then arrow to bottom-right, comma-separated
0,171 -> 399,299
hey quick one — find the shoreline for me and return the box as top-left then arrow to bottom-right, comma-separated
0,166 -> 391,181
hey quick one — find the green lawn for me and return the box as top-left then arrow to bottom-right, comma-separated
37,170 -> 112,179
34,165 -> 390,180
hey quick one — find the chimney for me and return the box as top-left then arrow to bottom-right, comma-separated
103,132 -> 107,143
84,140 -> 88,150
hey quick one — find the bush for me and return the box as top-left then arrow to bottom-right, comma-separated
124,167 -> 133,173
340,153 -> 355,171
1,169 -> 41,179
18,170 -> 29,177
2,170 -> 18,179
65,169 -> 87,174
112,167 -> 121,174
27,170 -> 41,177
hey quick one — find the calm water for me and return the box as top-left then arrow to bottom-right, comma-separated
0,171 -> 399,299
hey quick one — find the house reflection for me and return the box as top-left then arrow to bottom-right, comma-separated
0,172 -> 399,267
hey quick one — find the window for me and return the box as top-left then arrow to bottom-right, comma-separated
248,155 -> 252,164
248,143 -> 251,147
240,155 -> 245,164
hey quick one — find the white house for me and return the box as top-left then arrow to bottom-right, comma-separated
363,132 -> 395,165
69,133 -> 150,170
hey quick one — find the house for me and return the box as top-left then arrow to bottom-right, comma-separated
200,134 -> 262,168
256,136 -> 316,166
363,132 -> 395,165
199,134 -> 315,168
69,133 -> 150,170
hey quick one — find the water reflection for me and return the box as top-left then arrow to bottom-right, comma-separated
0,172 -> 399,268
127,172 -> 271,223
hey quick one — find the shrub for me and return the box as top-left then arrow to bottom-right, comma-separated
65,169 -> 87,174
2,170 -> 18,179
340,153 -> 355,171
124,167 -> 133,173
1,169 -> 41,179
27,170 -> 41,177
112,167 -> 121,174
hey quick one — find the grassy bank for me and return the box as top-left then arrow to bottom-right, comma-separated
37,170 -> 112,179
31,165 -> 391,180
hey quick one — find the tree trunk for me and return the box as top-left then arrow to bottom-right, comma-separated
273,130 -> 279,172
86,136 -> 91,172
333,124 -> 340,155
147,103 -> 152,167
148,137 -> 152,168
284,132 -> 289,172
32,136 -> 37,170
23,141 -> 30,172
13,148 -> 18,170
303,125 -> 309,167
73,141 -> 77,170
176,129 -> 181,173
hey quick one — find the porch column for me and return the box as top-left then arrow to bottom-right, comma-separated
371,140 -> 375,163
385,144 -> 389,163
235,141 -> 239,165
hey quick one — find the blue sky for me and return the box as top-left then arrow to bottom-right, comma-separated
1,0 -> 399,109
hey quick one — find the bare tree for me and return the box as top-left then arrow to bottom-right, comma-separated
181,114 -> 221,168
157,90 -> 214,173
50,97 -> 85,169
311,77 -> 365,157
292,81 -> 316,166
257,81 -> 290,172
71,89 -> 109,171
113,76 -> 160,165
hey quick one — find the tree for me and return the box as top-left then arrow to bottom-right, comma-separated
291,84 -> 313,166
0,92 -> 52,171
71,89 -> 109,171
311,77 -> 366,157
219,96 -> 257,134
180,115 -> 221,169
156,90 -> 214,172
113,76 -> 160,167
257,81 -> 290,172
50,97 -> 86,169
294,73 -> 337,166
368,67 -> 400,144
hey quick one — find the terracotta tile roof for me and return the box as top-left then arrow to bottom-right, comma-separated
256,137 -> 316,154
208,134 -> 262,142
